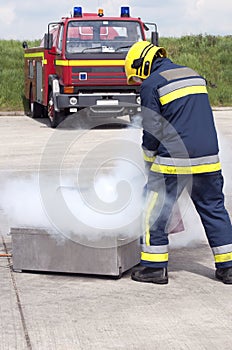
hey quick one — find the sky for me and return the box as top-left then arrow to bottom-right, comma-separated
0,0 -> 231,40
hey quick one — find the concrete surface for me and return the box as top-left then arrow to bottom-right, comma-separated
0,111 -> 232,350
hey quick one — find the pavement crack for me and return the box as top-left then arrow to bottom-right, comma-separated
1,236 -> 33,350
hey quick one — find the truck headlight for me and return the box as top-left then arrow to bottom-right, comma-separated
136,96 -> 141,104
70,97 -> 78,105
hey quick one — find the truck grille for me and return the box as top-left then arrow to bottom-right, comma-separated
71,67 -> 126,85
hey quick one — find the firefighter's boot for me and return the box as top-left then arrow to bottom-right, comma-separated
131,267 -> 168,284
215,267 -> 232,284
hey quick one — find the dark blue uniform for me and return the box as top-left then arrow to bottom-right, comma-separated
140,57 -> 232,269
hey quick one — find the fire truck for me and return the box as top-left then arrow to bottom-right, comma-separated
23,6 -> 158,127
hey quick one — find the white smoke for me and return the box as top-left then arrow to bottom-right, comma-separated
0,168 -> 207,248
0,112 -> 207,248
0,175 -> 51,231
0,162 -> 145,240
54,160 -> 146,238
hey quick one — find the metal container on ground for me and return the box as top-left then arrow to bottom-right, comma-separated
11,227 -> 140,277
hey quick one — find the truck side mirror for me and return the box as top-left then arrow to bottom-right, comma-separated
143,23 -> 149,31
144,23 -> 159,46
44,33 -> 53,50
151,31 -> 159,46
22,41 -> 28,49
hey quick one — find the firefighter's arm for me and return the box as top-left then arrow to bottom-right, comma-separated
140,82 -> 163,174
141,82 -> 163,150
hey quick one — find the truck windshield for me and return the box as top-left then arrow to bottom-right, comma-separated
66,20 -> 143,53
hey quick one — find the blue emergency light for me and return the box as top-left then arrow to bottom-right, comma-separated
121,6 -> 130,17
73,6 -> 82,17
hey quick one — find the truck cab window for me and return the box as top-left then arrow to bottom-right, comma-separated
66,20 -> 143,54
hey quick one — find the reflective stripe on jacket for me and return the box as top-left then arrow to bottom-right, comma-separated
141,58 -> 220,174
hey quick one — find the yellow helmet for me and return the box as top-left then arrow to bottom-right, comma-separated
125,41 -> 167,85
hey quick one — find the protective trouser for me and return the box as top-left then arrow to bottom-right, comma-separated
141,171 -> 232,269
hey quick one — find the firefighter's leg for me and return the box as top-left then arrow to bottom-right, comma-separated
141,173 -> 187,268
190,172 -> 232,269
131,184 -> 170,284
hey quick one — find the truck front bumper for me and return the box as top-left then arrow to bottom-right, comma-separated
56,92 -> 141,116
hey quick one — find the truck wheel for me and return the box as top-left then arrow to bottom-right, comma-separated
47,92 -> 64,128
29,87 -> 43,118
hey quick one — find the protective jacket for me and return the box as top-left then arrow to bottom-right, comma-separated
141,58 -> 221,175
140,58 -> 232,270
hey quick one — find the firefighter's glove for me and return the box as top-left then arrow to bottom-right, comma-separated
142,148 -> 156,176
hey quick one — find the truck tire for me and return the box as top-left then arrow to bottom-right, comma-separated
29,87 -> 43,118
47,92 -> 64,128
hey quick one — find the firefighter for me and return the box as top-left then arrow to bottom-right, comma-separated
125,41 -> 232,284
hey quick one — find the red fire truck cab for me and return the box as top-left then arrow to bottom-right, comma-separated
23,6 -> 158,127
